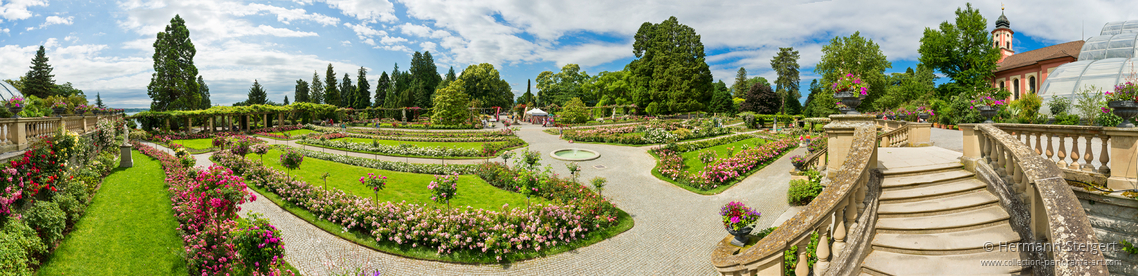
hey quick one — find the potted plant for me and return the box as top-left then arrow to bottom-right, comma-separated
7,97 -> 24,118
720,201 -> 761,247
831,73 -> 869,114
916,106 -> 934,123
970,91 -> 1005,123
789,155 -> 807,171
1105,81 -> 1138,128
51,100 -> 67,117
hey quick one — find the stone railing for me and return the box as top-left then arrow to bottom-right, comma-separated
803,146 -> 827,171
712,122 -> 878,275
875,119 -> 906,132
979,123 -> 1138,192
962,124 -> 1109,275
0,114 -> 119,152
877,124 -> 909,147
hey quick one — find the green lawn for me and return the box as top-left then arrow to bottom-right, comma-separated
170,138 -> 214,150
250,149 -> 545,209
269,129 -> 317,136
680,138 -> 768,173
333,137 -> 486,150
37,151 -> 187,275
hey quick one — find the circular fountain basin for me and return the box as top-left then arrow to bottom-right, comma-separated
550,148 -> 601,161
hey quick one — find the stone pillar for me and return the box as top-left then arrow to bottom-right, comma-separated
960,124 -> 982,172
164,118 -> 170,131
15,118 -> 28,150
187,117 -> 193,132
1105,127 -> 1138,191
907,122 -> 933,147
824,114 -> 875,178
209,117 -> 215,132
120,143 -> 133,168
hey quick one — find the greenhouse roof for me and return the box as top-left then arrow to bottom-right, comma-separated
0,81 -> 20,101
1037,58 -> 1138,105
1099,21 -> 1138,36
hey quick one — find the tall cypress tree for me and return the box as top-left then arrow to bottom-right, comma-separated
283,96 -> 289,105
95,92 -> 106,108
356,67 -> 370,108
198,76 -> 211,109
374,71 -> 389,107
409,51 -> 441,108
294,79 -> 310,103
629,16 -> 713,114
310,71 -> 324,104
147,15 -> 201,111
732,67 -> 747,98
24,45 -> 55,98
340,73 -> 354,108
324,64 -> 339,106
247,79 -> 267,105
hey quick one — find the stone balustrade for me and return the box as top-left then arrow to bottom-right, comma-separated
712,116 -> 878,276
961,123 -> 1138,192
873,119 -> 932,147
0,114 -> 120,152
803,146 -> 827,172
962,124 -> 1109,275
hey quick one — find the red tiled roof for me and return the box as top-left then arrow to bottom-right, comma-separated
995,40 -> 1084,73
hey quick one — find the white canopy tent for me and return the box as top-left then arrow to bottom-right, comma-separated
526,108 -> 549,116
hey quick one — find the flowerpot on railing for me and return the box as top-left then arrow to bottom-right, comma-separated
834,90 -> 863,114
886,115 -> 896,120
875,114 -> 884,119
1107,100 -> 1138,128
793,162 -> 806,172
727,226 -> 753,247
53,107 -> 66,117
978,106 -> 998,123
918,113 -> 929,122
8,106 -> 22,118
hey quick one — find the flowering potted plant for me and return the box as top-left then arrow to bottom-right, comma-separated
969,91 -> 1005,123
720,201 -> 761,246
830,73 -> 869,114
6,97 -> 24,118
51,100 -> 68,117
916,106 -> 935,123
1105,81 -> 1138,128
789,155 -> 807,171
359,173 -> 387,202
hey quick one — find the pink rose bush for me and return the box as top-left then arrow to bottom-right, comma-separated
652,136 -> 796,191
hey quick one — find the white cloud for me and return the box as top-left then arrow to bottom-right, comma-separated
255,25 -> 318,37
247,3 -> 339,26
419,41 -> 436,52
343,22 -> 385,39
0,0 -> 46,21
323,0 -> 397,23
0,28 -> 8,34
39,15 -> 72,28
543,43 -> 630,67
341,40 -> 351,46
380,44 -> 410,52
379,35 -> 406,45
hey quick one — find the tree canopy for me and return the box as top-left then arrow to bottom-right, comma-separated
814,32 -> 891,112
536,64 -> 590,106
741,82 -> 780,114
324,64 -> 339,106
431,79 -> 470,125
355,67 -> 370,108
918,3 -> 999,98
197,76 -> 210,109
374,71 -> 389,107
708,80 -> 737,115
410,51 -> 441,108
147,15 -> 201,111
246,80 -> 267,105
457,63 -> 512,109
310,71 -> 324,104
771,47 -> 801,114
629,16 -> 713,114
24,45 -> 55,98
294,79 -> 310,103
732,67 -> 747,98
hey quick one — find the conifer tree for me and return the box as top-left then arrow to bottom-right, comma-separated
147,15 -> 201,111
324,64 -> 339,106
24,45 -> 55,98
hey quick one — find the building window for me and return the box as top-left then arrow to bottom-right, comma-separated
1029,76 -> 1036,93
999,81 -> 1005,90
1013,79 -> 1020,100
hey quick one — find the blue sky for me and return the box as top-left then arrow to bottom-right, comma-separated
0,0 -> 1135,108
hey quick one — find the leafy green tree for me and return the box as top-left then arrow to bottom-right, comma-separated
431,79 -> 470,125
310,71 -> 324,104
771,47 -> 801,114
197,76 -> 210,109
582,70 -> 633,105
340,73 -> 354,107
814,32 -> 891,112
918,3 -> 1000,99
294,79 -> 310,103
247,80 -> 267,105
374,71 -> 389,107
356,67 -> 370,108
803,79 -> 837,117
561,97 -> 589,123
630,16 -> 713,114
874,65 -> 938,110
536,64 -> 590,106
52,82 -> 83,97
95,92 -> 105,108
732,67 -> 748,98
458,63 -> 512,109
741,82 -> 779,114
24,45 -> 56,98
147,15 -> 201,111
709,80 -> 737,115
324,64 -> 339,106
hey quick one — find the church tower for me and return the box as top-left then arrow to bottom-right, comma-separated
992,6 -> 1015,63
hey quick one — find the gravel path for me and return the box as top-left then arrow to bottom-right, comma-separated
143,121 -> 799,275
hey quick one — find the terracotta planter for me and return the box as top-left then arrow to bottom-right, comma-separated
1108,100 -> 1138,128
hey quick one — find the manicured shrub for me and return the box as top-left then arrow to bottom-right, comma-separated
788,179 -> 824,206
233,213 -> 286,274
25,200 -> 66,246
0,219 -> 47,275
52,192 -> 84,225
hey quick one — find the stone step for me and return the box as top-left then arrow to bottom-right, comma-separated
876,205 -> 1010,231
872,224 -> 1021,251
879,178 -> 987,201
879,191 -> 999,215
882,169 -> 974,188
880,162 -> 962,176
862,250 -> 1023,275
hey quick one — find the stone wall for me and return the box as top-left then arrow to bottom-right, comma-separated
1071,189 -> 1138,276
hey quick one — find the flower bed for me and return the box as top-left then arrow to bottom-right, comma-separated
651,137 -> 797,192
298,136 -> 526,158
278,145 -> 477,175
343,132 -> 514,143
559,119 -> 730,145
339,125 -> 515,138
133,142 -> 289,275
212,151 -> 624,262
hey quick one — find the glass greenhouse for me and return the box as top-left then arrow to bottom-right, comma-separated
1037,21 -> 1138,114
0,81 -> 20,101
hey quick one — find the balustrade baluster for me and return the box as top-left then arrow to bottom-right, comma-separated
832,201 -> 848,254
1070,135 -> 1081,170
995,139 -> 1006,171
1084,134 -> 1095,172
1011,157 -> 1023,192
1057,134 -> 1067,167
1099,135 -> 1111,175
1035,132 -> 1042,155
815,231 -> 831,273
795,249 -> 809,276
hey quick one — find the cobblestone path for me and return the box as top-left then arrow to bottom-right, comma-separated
144,122 -> 800,275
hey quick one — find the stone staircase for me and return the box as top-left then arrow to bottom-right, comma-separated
861,162 -> 1027,275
